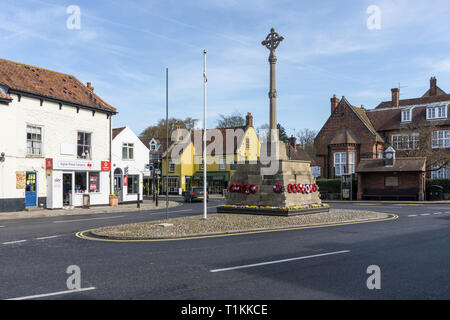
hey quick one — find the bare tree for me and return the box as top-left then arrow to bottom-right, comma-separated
296,128 -> 318,160
216,111 -> 245,128
394,121 -> 450,173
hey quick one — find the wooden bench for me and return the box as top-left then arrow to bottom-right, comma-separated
362,188 -> 419,201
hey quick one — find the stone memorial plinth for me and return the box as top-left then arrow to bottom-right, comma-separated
217,28 -> 329,216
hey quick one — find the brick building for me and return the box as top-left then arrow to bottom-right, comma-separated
315,77 -> 450,179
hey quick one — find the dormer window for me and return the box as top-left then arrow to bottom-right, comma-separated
427,103 -> 448,120
150,140 -> 158,151
401,109 -> 411,122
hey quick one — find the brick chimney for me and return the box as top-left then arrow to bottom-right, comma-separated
289,135 -> 297,150
87,82 -> 94,92
430,77 -> 437,96
245,112 -> 253,128
331,94 -> 340,114
391,88 -> 399,107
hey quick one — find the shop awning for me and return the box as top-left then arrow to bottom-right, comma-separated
193,171 -> 230,182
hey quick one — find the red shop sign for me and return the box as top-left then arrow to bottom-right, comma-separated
101,161 -> 111,171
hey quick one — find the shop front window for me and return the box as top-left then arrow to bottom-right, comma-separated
89,172 -> 100,193
75,172 -> 87,193
127,175 -> 139,194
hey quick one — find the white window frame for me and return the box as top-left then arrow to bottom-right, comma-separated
432,130 -> 450,149
401,109 -> 411,122
77,131 -> 92,160
334,152 -> 347,177
427,105 -> 448,120
392,133 -> 420,150
122,143 -> 134,160
431,165 -> 450,179
26,125 -> 43,156
348,152 -> 355,174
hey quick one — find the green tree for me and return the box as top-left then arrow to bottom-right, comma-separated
277,123 -> 289,143
140,117 -> 198,140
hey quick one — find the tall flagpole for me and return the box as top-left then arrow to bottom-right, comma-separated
203,50 -> 207,220
165,67 -> 169,220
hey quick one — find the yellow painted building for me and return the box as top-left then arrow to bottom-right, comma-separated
161,113 -> 260,194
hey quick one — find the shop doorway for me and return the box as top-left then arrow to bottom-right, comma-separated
25,171 -> 37,208
63,173 -> 72,206
114,168 -> 123,202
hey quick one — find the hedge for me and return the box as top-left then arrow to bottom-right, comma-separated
316,179 -> 341,194
426,179 -> 450,193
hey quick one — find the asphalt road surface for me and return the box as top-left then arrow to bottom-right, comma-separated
1,199 -> 449,300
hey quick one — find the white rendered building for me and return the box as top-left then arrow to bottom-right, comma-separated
0,58 -> 117,211
111,127 -> 150,203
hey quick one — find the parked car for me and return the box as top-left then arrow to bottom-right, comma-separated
184,187 -> 209,203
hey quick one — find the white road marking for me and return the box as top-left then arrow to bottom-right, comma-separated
35,235 -> 60,240
6,287 -> 96,300
166,209 -> 192,213
0,226 -> 4,228
3,240 -> 27,245
210,250 -> 350,273
408,215 -> 418,217
420,214 -> 430,216
53,215 -> 125,223
433,212 -> 443,215
445,211 -> 450,214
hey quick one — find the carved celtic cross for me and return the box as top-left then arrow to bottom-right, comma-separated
261,28 -> 284,55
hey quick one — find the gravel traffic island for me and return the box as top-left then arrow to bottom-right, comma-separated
89,209 -> 393,240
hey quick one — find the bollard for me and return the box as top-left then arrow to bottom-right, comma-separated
137,193 -> 140,208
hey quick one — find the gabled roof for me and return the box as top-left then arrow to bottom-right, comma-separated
422,86 -> 447,97
329,129 -> 360,145
112,127 -> 126,140
0,58 -> 116,113
339,97 -> 384,143
192,126 -> 248,156
286,143 -> 313,163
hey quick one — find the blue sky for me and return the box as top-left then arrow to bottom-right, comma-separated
1,0 -> 450,137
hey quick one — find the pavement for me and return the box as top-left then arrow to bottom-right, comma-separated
0,199 -> 182,221
325,199 -> 450,204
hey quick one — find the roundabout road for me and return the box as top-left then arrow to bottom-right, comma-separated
1,201 -> 449,299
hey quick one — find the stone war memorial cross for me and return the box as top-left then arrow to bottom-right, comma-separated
217,28 -> 329,216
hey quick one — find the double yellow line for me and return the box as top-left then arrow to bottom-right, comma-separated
75,214 -> 398,243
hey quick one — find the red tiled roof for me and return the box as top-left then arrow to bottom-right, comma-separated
286,143 -> 313,163
112,127 -> 126,140
192,127 -> 247,156
0,58 -> 116,113
367,102 -> 450,132
0,90 -> 12,101
374,93 -> 450,109
329,129 -> 360,145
